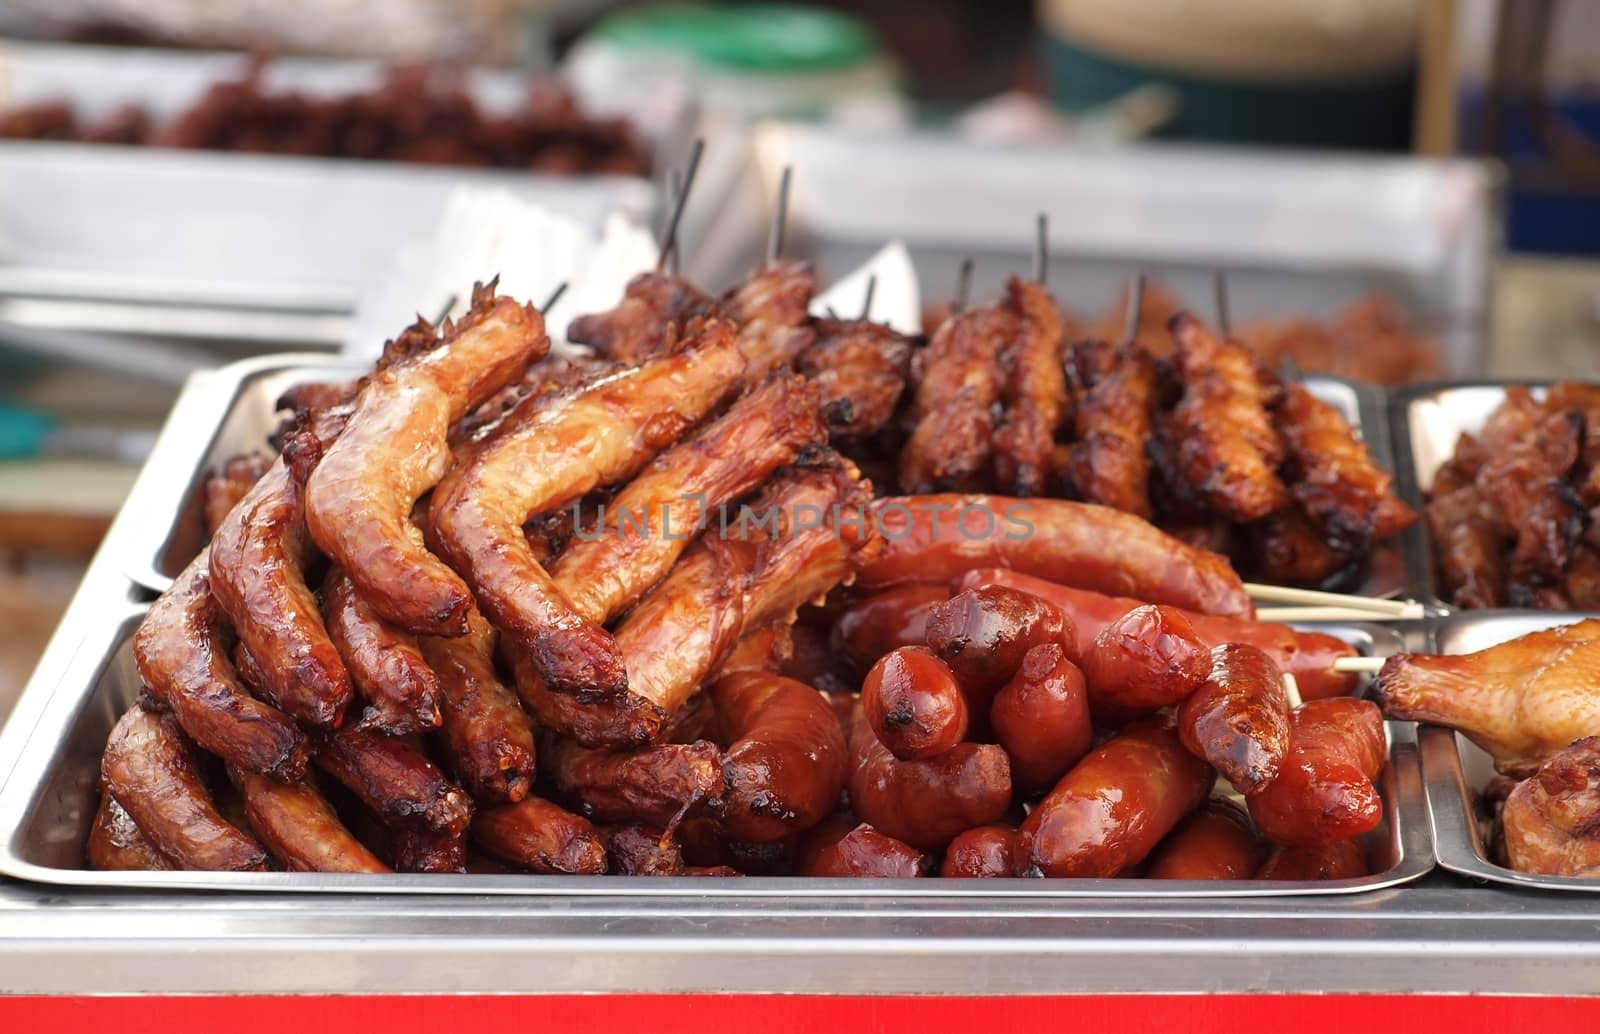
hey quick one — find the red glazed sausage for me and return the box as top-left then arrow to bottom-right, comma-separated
1144,798 -> 1264,880
1177,643 -> 1291,794
712,670 -> 849,842
1079,605 -> 1210,724
1246,698 -> 1387,848
834,584 -> 949,671
923,586 -> 1074,706
989,643 -> 1092,796
799,814 -> 927,878
861,646 -> 969,760
940,825 -> 1024,878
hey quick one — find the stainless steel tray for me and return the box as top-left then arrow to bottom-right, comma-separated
688,123 -> 1499,374
1388,380 -> 1570,611
0,602 -> 1433,895
1417,611 -> 1600,892
123,361 -> 1400,599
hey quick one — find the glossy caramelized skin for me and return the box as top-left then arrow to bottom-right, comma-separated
1501,737 -> 1600,876
1376,620 -> 1600,776
1246,698 -> 1386,847
550,373 -> 826,626
228,766 -> 390,873
566,271 -> 712,364
1080,604 -> 1211,723
1250,508 -> 1353,588
799,814 -> 927,878
544,736 -> 724,827
847,708 -> 1011,852
1256,838 -> 1368,881
940,825 -> 1024,878
799,315 -> 913,440
134,548 -> 309,781
1426,453 -> 1507,608
209,408 -> 352,727
323,567 -> 441,735
390,825 -> 467,874
861,646 -> 969,761
1144,798 -> 1263,880
990,642 -> 1093,796
471,796 -> 608,875
1177,642 -> 1290,794
923,586 -> 1073,701
956,569 -> 1358,701
313,725 -> 473,836
1276,384 -> 1417,551
607,825 -> 685,876
861,495 -> 1254,618
1068,342 -> 1159,518
1020,718 -> 1213,878
307,286 -> 549,636
417,609 -> 536,804
1476,387 -> 1583,592
721,260 -> 817,382
993,277 -> 1069,496
430,318 -> 745,698
203,454 -> 272,537
1163,314 -> 1290,522
88,794 -> 175,871
835,584 -> 950,672
101,707 -> 268,871
899,306 -> 1015,492
713,670 -> 849,843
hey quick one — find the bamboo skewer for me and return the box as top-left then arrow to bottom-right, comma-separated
1245,583 -> 1424,619
1254,606 -> 1415,623
1332,656 -> 1388,674
1282,673 -> 1303,709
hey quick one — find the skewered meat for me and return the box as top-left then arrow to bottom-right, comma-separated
1080,605 -> 1210,724
1275,383 -> 1416,552
87,795 -> 174,872
1246,698 -> 1386,847
101,707 -> 268,872
1501,737 -> 1600,877
209,406 -> 352,727
799,315 -> 913,441
1068,343 -> 1158,518
228,766 -> 390,873
720,260 -> 817,381
202,455 -> 272,538
1426,462 -> 1506,609
417,609 -> 536,805
567,272 -> 713,364
1248,508 -> 1353,589
134,548 -> 309,782
899,306 -> 1014,492
713,670 -> 850,842
431,317 -> 743,697
308,285 -> 547,636
1472,387 -> 1582,594
1377,620 -> 1600,776
1161,314 -> 1289,522
860,495 -> 1253,618
1145,798 -> 1264,880
993,277 -> 1069,496
323,567 -> 442,735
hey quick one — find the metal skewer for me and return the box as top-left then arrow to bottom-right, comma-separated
951,258 -> 975,315
1119,273 -> 1146,348
432,294 -> 458,326
1213,269 -> 1232,337
655,138 -> 704,273
539,281 -> 569,316
663,169 -> 684,275
1033,212 -> 1049,284
767,165 -> 793,264
860,274 -> 877,322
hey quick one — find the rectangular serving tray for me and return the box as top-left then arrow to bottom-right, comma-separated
1418,611 -> 1600,892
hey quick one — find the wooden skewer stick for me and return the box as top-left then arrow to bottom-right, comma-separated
1245,583 -> 1424,619
952,258 -> 975,315
1033,212 -> 1048,284
1282,673 -> 1303,710
1119,273 -> 1145,348
539,281 -> 568,316
1332,656 -> 1387,674
1213,269 -> 1232,336
1254,606 -> 1408,623
655,138 -> 705,273
767,165 -> 793,264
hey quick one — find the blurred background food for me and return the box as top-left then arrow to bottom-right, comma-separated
1,0 -> 1597,709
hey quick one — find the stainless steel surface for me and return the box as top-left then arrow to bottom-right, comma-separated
1418,611 -> 1600,892
1389,381 -> 1562,610
689,123 -> 1499,375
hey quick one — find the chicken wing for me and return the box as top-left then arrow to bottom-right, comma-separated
202,455 -> 272,538
567,271 -> 712,365
322,566 -> 441,735
899,305 -> 1015,493
1163,313 -> 1289,522
1276,383 -> 1416,551
1471,387 -> 1582,593
429,317 -> 745,698
1377,619 -> 1600,775
306,283 -> 548,637
1501,736 -> 1600,876
721,260 -> 817,381
993,277 -> 1069,496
